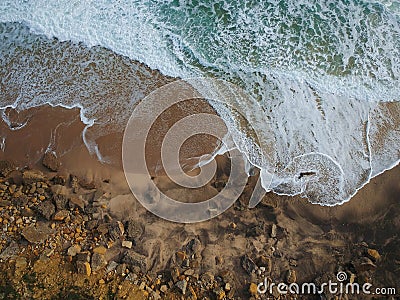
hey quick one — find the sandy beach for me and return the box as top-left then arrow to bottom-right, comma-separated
0,102 -> 398,299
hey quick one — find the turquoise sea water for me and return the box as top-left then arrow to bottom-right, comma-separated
0,0 -> 399,205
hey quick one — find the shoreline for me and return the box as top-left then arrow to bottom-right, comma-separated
0,104 -> 399,298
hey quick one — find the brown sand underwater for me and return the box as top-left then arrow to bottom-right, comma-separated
0,101 -> 398,299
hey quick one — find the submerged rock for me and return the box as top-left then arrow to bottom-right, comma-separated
42,150 -> 60,172
122,250 -> 147,273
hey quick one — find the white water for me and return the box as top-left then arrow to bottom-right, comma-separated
0,0 -> 399,205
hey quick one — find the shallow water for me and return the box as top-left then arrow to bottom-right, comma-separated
0,0 -> 399,205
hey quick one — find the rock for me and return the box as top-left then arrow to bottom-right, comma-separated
67,245 -> 81,257
241,254 -> 257,275
13,194 -> 28,206
78,179 -> 96,190
257,255 -> 272,273
176,251 -> 186,262
0,241 -> 19,260
76,251 -> 91,263
200,272 -> 214,288
91,252 -> 107,272
184,269 -> 195,276
115,263 -> 127,275
93,246 -> 107,255
51,185 -> 68,196
270,223 -> 277,238
52,175 -> 66,185
42,150 -> 60,171
175,280 -> 187,295
108,221 -> 125,240
36,200 -> 55,220
122,241 -> 133,249
186,238 -> 202,254
69,196 -> 85,210
106,261 -> 119,273
22,170 -> 45,185
125,219 -> 144,240
53,194 -> 68,211
76,261 -> 91,276
22,225 -> 49,243
122,251 -> 147,273
97,223 -> 109,235
249,283 -> 258,296
286,269 -> 297,283
354,257 -> 376,272
225,283 -> 231,291
214,288 -> 225,300
246,223 -> 264,237
367,249 -> 381,261
160,285 -> 168,293
0,200 -> 11,207
53,210 -> 69,221
0,160 -> 15,177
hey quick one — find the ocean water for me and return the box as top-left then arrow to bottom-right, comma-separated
0,0 -> 399,205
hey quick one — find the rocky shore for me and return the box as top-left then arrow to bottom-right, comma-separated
0,152 -> 398,299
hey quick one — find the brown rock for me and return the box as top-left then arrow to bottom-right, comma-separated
0,160 -> 15,177
69,196 -> 85,210
22,170 -> 45,185
249,283 -> 258,296
125,219 -> 144,240
91,252 -> 107,272
241,254 -> 257,275
93,246 -> 107,255
36,200 -> 55,220
22,226 -> 49,243
42,150 -> 60,171
77,261 -> 91,276
53,210 -> 69,221
367,249 -> 381,261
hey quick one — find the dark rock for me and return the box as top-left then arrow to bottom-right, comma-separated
175,280 -> 187,295
186,238 -> 202,254
85,220 -> 98,231
91,252 -> 107,272
51,184 -> 68,196
0,200 -> 11,207
116,263 -> 127,275
42,150 -> 60,171
52,175 -> 66,185
97,223 -> 109,235
76,251 -> 91,263
108,221 -> 125,241
125,219 -> 144,240
122,250 -> 147,273
36,200 -> 56,220
13,194 -> 28,206
246,223 -> 265,237
0,241 -> 19,260
69,196 -> 85,210
241,255 -> 257,275
0,160 -> 15,177
53,194 -> 68,211
79,179 -> 96,190
353,257 -> 377,273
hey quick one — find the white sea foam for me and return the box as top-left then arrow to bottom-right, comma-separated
0,0 -> 399,205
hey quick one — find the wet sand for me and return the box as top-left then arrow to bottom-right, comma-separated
0,104 -> 399,299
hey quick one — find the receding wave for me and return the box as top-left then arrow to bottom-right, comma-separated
0,0 -> 399,205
